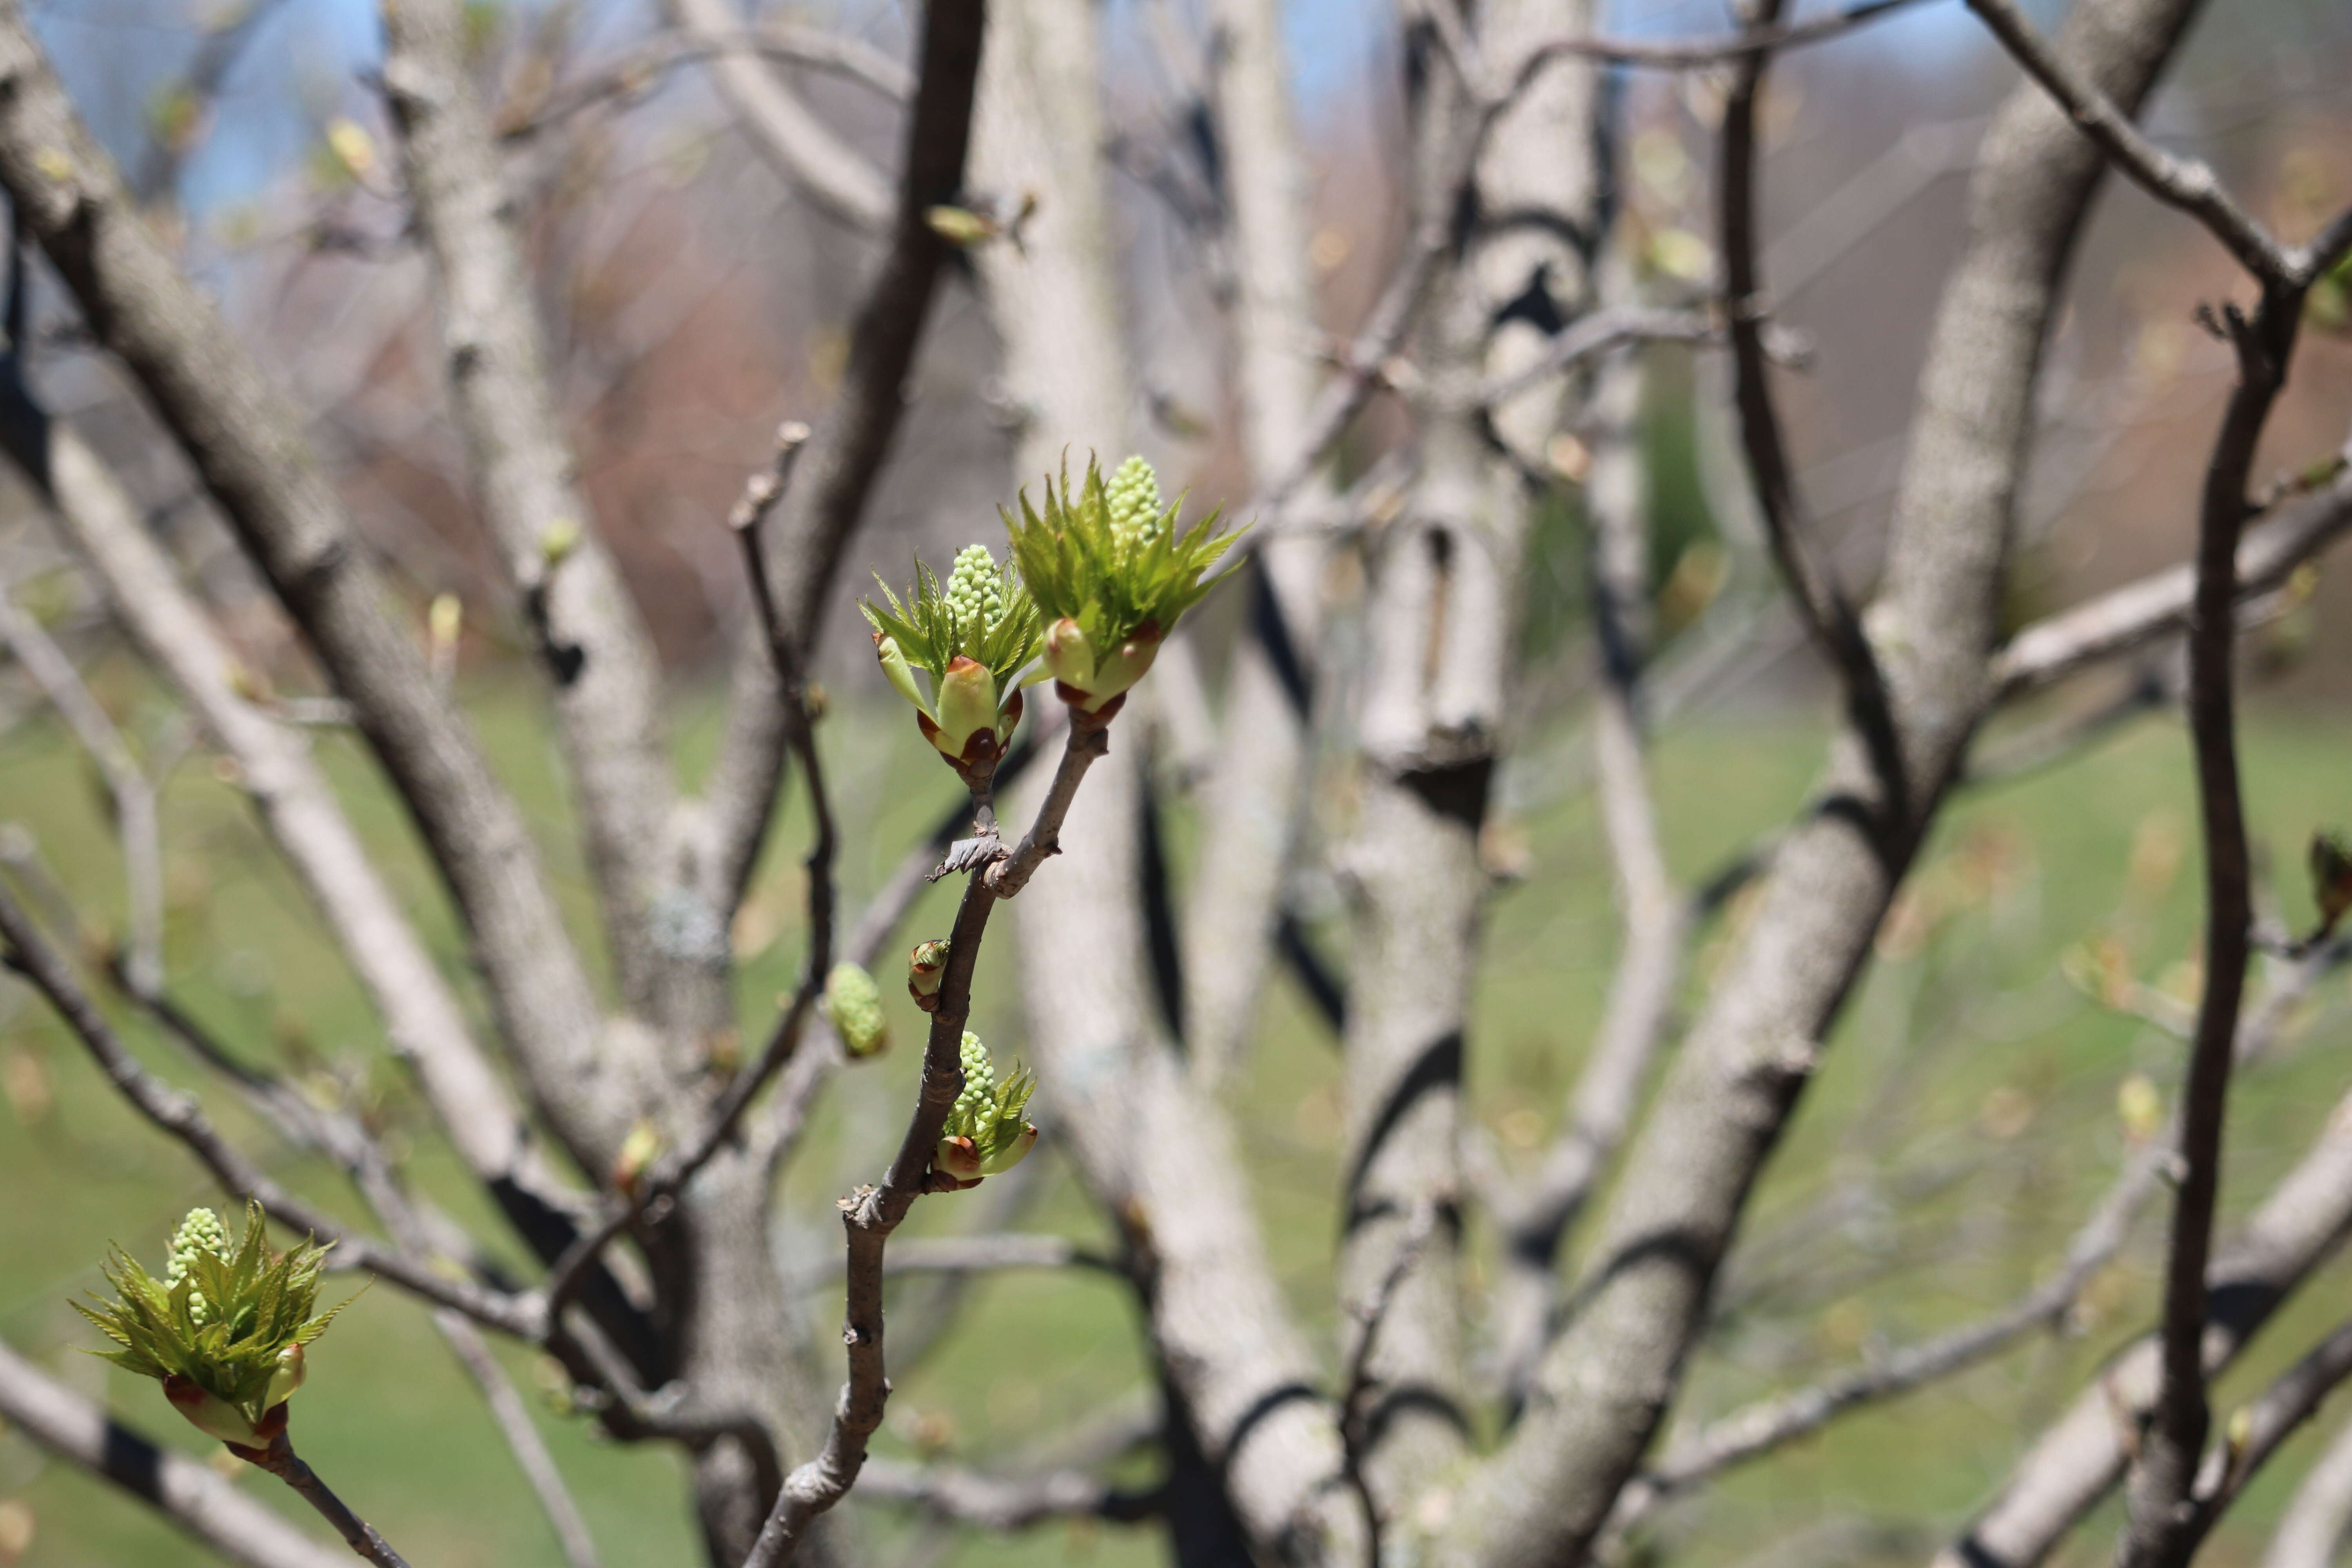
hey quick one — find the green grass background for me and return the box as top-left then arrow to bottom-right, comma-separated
3,683 -> 2349,1568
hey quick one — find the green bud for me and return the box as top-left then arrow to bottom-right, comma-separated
539,517 -> 582,567
935,1031 -> 1038,1187
166,1375 -> 269,1445
263,1343 -> 307,1408
1043,617 -> 1097,691
860,546 -> 1042,779
908,940 -> 949,1011
1002,454 -> 1241,719
925,204 -> 995,248
75,1202 -> 351,1447
822,962 -> 889,1058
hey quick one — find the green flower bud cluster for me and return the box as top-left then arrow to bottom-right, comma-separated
1004,454 -> 1243,715
945,544 -> 1005,628
1106,456 -> 1163,546
935,1031 -> 1038,1186
2314,829 -> 2352,935
167,1207 -> 229,1325
860,544 -> 1043,775
76,1202 -> 352,1449
822,962 -> 889,1058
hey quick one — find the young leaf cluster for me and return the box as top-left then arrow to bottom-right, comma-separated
75,1204 -> 349,1444
1005,456 -> 1240,648
860,545 -> 1042,702
936,1031 -> 1038,1184
861,544 -> 1043,766
1003,455 -> 1243,710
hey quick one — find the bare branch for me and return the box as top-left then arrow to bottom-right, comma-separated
1445,0 -> 2208,1557
1493,305 -> 1687,1402
1931,1046 -> 2352,1568
0,567 -> 163,992
0,878 -> 538,1338
854,1456 -> 1163,1528
1717,0 -> 1890,729
1619,1129 -> 2167,1531
130,0 -> 292,203
1991,454 -> 2352,697
2265,1406 -> 2352,1568
2118,283 -> 2305,1568
1463,305 -> 1720,412
982,716 -> 1113,898
669,0 -> 894,234
0,1337 -> 350,1568
1521,0 -> 1940,73
2191,1313 -> 2352,1525
739,857 -> 1004,1564
537,465 -> 838,1329
1180,0 -> 1336,1087
381,0 -> 683,1026
502,25 -> 912,145
1962,0 -> 2296,284
694,0 -> 989,911
0,404 -> 591,1250
227,1433 -> 412,1568
0,0 -> 617,1169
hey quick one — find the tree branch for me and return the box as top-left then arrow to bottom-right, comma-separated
2264,1406 -> 2352,1568
0,396 -> 594,1249
1962,0 -> 2297,284
669,0 -> 894,234
536,472 -> 839,1329
694,0 -> 988,913
0,878 -> 539,1338
0,564 -> 163,992
1991,450 -> 2352,697
1617,1125 -> 2168,1534
381,0 -> 682,1027
2118,282 -> 2304,1568
229,1434 -> 413,1568
0,1337 -> 350,1568
0,0 -> 618,1171
854,1456 -> 1163,1528
1521,0 -> 1940,72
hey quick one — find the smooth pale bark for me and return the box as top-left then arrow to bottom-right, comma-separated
1181,0 -> 1331,1087
1337,0 -> 1601,1517
976,0 -> 1361,1559
381,0 -> 693,1044
1438,0 -> 2203,1561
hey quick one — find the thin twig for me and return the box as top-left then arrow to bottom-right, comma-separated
1715,0 -> 1904,819
0,571 -> 165,992
2118,285 -> 2301,1568
1613,1129 -> 2170,1537
230,1435 -> 413,1568
0,880 -> 538,1337
537,427 -> 831,1328
1963,0 -> 2296,284
1522,0 -> 1940,72
0,1336 -> 350,1568
740,713 -> 1120,1564
1992,445 -> 2352,697
853,1457 -> 1164,1528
